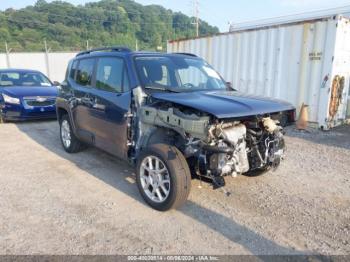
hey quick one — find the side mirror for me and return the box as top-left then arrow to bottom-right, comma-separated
226,81 -> 236,91
53,81 -> 61,86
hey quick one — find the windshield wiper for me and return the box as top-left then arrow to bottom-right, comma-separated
144,85 -> 180,93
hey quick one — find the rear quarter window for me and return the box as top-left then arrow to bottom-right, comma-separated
68,60 -> 77,80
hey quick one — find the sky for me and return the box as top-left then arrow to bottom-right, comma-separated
1,0 -> 350,32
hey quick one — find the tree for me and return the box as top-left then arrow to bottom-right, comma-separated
0,0 -> 219,51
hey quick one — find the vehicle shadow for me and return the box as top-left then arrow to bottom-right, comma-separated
284,124 -> 350,151
179,202 -> 306,256
15,121 -> 309,256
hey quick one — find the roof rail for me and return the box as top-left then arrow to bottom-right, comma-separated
76,46 -> 132,57
173,52 -> 198,57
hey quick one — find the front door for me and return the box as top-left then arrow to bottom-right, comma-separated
88,56 -> 131,159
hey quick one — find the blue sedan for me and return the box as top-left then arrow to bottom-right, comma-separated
0,69 -> 58,122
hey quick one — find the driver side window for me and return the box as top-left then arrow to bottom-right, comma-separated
177,66 -> 207,88
156,65 -> 170,86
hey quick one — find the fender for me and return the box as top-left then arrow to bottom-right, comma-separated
56,97 -> 79,138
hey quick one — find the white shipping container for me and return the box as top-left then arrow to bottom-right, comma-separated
167,14 -> 350,129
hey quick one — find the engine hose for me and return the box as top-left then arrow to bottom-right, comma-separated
247,129 -> 262,137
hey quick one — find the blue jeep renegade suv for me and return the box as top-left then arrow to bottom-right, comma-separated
56,47 -> 295,211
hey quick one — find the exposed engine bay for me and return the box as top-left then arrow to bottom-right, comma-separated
129,87 -> 288,189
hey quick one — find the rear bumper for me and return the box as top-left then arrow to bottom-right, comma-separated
1,103 -> 57,121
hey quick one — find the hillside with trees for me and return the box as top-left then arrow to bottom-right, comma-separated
0,0 -> 219,52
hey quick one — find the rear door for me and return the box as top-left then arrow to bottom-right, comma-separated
88,56 -> 131,159
71,57 -> 97,143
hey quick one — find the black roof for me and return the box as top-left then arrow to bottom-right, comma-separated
74,46 -> 199,60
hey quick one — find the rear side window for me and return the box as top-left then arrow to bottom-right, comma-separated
76,59 -> 95,86
95,57 -> 129,93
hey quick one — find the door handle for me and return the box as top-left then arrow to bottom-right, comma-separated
81,96 -> 95,106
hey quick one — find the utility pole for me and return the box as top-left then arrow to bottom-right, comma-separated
5,42 -> 11,68
85,29 -> 89,50
192,0 -> 199,37
135,39 -> 138,51
44,39 -> 51,53
44,39 -> 51,78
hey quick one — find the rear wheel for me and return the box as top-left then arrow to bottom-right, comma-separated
59,114 -> 85,153
136,144 -> 191,211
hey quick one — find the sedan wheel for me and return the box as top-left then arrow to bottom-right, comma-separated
0,111 -> 5,123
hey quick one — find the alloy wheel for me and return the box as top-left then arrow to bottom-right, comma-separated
139,156 -> 171,203
61,119 -> 71,149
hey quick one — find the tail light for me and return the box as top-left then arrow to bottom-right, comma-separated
288,109 -> 296,123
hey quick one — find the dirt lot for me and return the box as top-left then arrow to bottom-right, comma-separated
0,120 -> 349,255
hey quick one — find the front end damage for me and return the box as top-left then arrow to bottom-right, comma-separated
129,87 -> 288,189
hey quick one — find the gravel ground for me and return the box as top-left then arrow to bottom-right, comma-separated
0,121 -> 349,255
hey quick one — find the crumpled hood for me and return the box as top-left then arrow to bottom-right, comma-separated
151,90 -> 295,118
1,86 -> 58,98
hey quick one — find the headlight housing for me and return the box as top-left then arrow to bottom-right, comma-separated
2,94 -> 20,105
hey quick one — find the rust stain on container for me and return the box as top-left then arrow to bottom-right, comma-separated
329,75 -> 345,120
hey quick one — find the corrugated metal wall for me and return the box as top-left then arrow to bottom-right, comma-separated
0,52 -> 77,82
168,16 -> 350,128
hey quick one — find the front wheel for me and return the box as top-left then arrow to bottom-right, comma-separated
136,144 -> 191,211
0,111 -> 6,123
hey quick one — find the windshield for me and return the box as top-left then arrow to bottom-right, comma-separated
135,56 -> 227,92
0,71 -> 52,87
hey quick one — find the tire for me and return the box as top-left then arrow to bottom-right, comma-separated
59,114 -> 85,153
0,110 -> 6,123
136,143 -> 191,211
